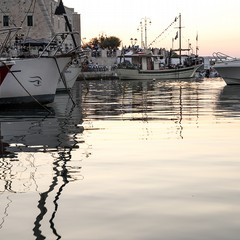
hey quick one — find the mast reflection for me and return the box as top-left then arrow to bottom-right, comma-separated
81,79 -> 201,139
0,82 -> 86,239
33,149 -> 81,240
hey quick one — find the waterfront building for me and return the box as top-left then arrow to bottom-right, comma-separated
0,0 -> 81,49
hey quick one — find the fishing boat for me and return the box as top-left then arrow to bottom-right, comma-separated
116,13 -> 203,80
213,52 -> 240,85
116,52 -> 203,80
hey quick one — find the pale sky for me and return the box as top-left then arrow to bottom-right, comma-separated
63,0 -> 240,57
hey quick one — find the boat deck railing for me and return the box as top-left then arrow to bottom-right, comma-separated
0,28 -> 82,58
213,52 -> 238,62
0,27 -> 22,56
39,31 -> 80,57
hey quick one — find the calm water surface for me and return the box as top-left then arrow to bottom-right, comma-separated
1,78 -> 240,240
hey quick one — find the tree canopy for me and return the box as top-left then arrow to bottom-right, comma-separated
83,35 -> 121,49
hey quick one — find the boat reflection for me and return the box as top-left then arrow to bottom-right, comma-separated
0,89 -> 83,157
81,79 -> 202,139
217,85 -> 240,116
0,83 -> 86,239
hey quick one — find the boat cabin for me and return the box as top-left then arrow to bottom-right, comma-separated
117,53 -> 165,71
117,52 -> 204,71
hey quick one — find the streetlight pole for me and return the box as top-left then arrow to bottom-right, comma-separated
130,37 -> 137,47
137,24 -> 144,48
139,17 -> 151,49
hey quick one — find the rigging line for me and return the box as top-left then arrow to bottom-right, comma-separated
148,16 -> 179,48
53,56 -> 76,106
155,27 -> 176,46
0,60 -> 53,114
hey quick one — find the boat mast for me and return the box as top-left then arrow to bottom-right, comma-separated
196,32 -> 199,55
179,13 -> 182,65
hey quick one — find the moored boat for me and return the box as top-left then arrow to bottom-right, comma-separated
116,13 -> 203,80
0,28 -> 75,105
213,52 -> 240,85
116,52 -> 203,80
18,33 -> 82,93
58,62 -> 81,91
0,55 -> 72,105
0,0 -> 82,98
57,52 -> 86,91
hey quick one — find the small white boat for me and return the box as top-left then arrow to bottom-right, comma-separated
57,64 -> 81,91
116,52 -> 203,80
213,52 -> 240,85
57,55 -> 83,92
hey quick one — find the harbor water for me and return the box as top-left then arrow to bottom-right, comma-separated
1,78 -> 240,240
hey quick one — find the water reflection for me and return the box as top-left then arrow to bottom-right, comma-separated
81,79 -> 205,139
0,108 -> 82,156
2,78 -> 238,240
217,85 -> 240,117
33,151 -> 73,240
0,83 -> 85,239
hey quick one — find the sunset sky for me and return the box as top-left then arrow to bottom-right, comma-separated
64,0 -> 240,57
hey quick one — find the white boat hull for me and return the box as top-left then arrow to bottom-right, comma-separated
57,63 -> 81,91
116,64 -> 203,80
0,56 -> 71,104
214,61 -> 240,85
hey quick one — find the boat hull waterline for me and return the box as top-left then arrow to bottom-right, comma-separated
116,64 -> 203,80
214,61 -> 240,85
0,56 -> 72,105
57,62 -> 81,91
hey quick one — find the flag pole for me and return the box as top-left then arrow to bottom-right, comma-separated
196,32 -> 198,55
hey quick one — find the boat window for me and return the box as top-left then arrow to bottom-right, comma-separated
3,15 -> 9,27
27,15 -> 33,27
